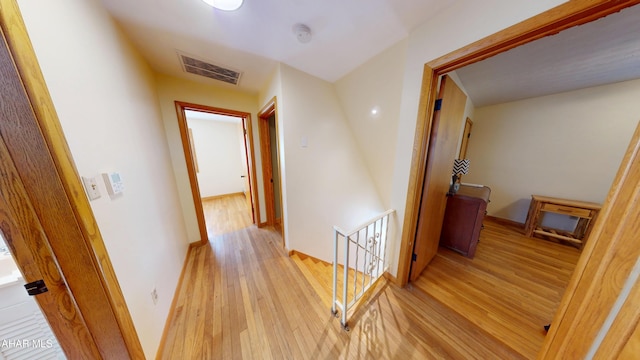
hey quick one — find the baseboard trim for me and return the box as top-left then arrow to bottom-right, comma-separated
486,215 -> 525,231
383,271 -> 399,286
289,250 -> 331,265
258,222 -> 267,228
155,243 -> 196,359
201,192 -> 244,202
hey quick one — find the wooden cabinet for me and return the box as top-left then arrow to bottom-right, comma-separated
440,185 -> 491,258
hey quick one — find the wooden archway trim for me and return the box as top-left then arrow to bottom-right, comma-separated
174,101 -> 258,245
257,97 -> 277,227
397,0 -> 640,357
397,0 -> 640,288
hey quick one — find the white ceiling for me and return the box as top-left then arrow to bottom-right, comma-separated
99,1 -> 640,104
456,4 -> 640,107
99,0 -> 457,93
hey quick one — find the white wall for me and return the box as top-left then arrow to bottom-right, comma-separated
259,64 -> 383,262
463,79 -> 640,224
17,0 -> 189,357
387,0 -> 568,277
187,117 -> 245,198
155,74 -> 263,242
334,39 -> 408,208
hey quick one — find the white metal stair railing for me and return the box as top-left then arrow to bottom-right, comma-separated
331,209 -> 394,331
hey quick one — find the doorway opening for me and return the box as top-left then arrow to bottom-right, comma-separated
175,102 -> 258,243
258,97 -> 284,240
398,1 -> 640,358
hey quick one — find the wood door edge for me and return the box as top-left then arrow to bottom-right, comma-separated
0,1 -> 145,357
538,122 -> 640,358
175,101 -> 211,246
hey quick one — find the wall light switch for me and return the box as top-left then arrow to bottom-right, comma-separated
81,176 -> 101,201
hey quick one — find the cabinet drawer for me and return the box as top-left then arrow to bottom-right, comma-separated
541,203 -> 592,218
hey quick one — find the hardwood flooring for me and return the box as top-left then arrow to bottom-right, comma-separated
159,202 -> 581,359
291,252 -> 370,309
413,220 -> 581,359
202,194 -> 252,236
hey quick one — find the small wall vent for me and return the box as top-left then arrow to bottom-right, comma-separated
179,54 -> 241,85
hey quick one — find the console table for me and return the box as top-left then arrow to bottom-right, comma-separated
524,195 -> 601,248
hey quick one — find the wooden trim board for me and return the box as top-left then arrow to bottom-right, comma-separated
485,215 -> 525,230
538,122 -> 640,358
0,0 -> 145,357
175,101 -> 259,245
396,1 -> 640,357
258,97 -> 285,247
289,250 -> 330,265
155,242 -> 199,359
397,0 -> 640,286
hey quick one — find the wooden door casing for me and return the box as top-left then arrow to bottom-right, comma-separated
395,0 -> 640,356
242,119 -> 254,222
410,75 -> 467,281
459,117 -> 473,159
258,97 -> 284,234
396,0 -> 640,288
0,0 -> 145,357
175,101 -> 258,245
0,133 -> 102,359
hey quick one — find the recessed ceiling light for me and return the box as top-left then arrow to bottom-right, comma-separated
201,0 -> 243,11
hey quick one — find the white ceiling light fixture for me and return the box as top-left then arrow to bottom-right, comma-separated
201,0 -> 243,11
292,23 -> 312,44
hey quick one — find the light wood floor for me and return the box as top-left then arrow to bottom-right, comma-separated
414,220 -> 581,358
202,194 -> 253,236
159,203 -> 581,359
291,252 -> 370,309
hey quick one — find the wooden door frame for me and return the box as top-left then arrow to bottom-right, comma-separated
0,0 -> 144,357
175,101 -> 259,245
396,0 -> 640,357
397,0 -> 640,286
458,117 -> 473,160
257,98 -> 284,235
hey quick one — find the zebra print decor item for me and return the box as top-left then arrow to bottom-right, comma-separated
452,159 -> 470,175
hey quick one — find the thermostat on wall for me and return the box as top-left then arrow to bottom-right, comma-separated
102,172 -> 124,196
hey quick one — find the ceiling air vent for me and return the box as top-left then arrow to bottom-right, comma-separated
179,54 -> 241,85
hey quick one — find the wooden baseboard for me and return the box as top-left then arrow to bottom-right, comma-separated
258,222 -> 267,228
485,215 -> 525,228
201,192 -> 244,202
383,271 -> 399,286
155,243 -> 196,359
289,250 -> 331,265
